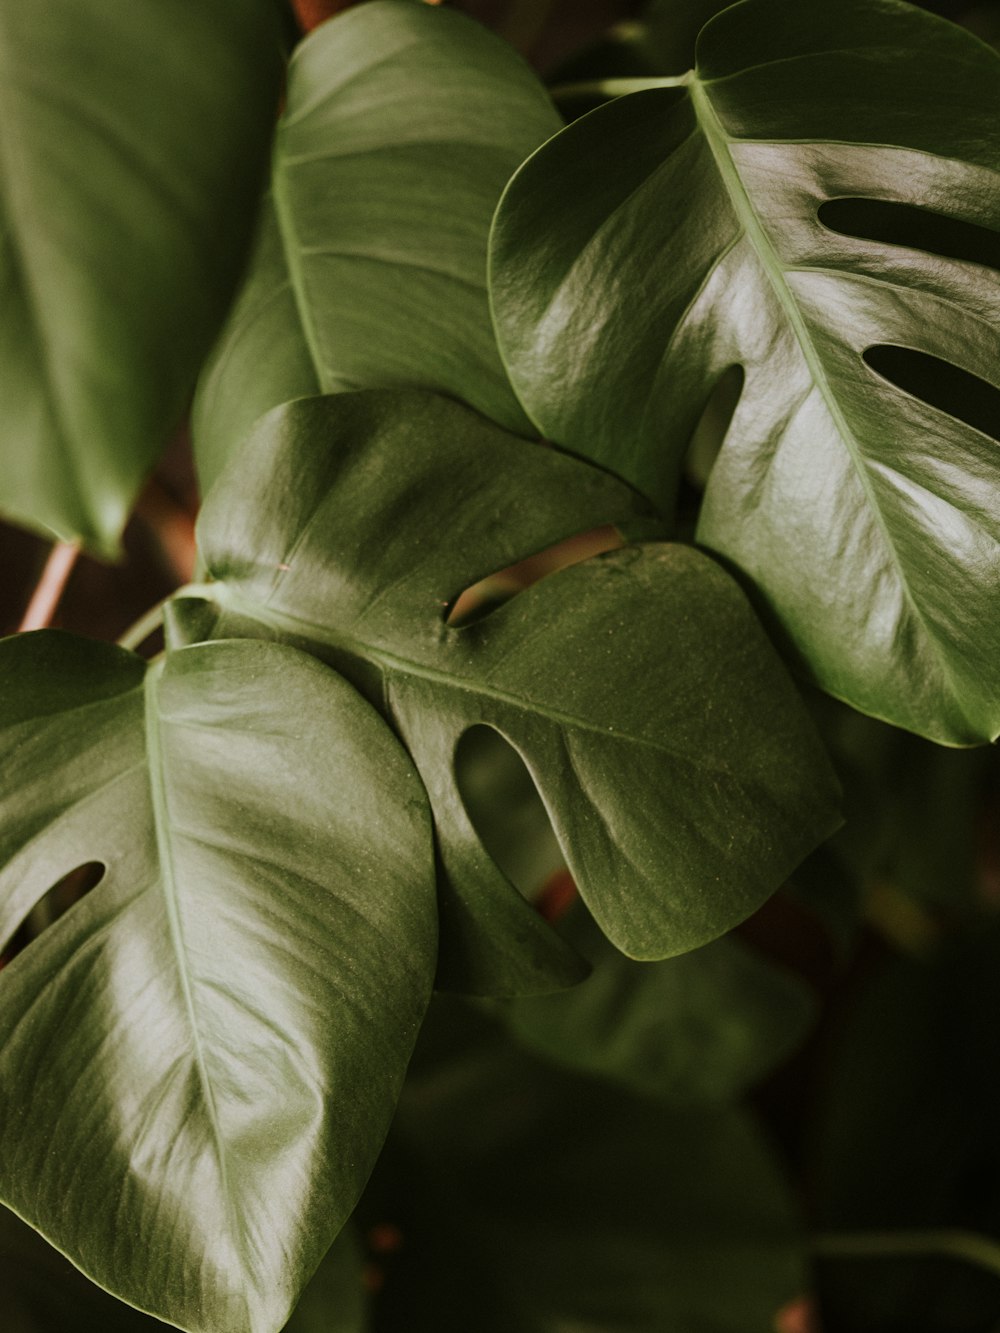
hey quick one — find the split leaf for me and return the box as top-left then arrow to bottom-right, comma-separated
177,389 -> 841,988
0,631 -> 436,1333
490,0 -> 1000,743
194,0 -> 561,489
0,0 -> 283,554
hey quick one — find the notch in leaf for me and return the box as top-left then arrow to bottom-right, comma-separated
0,630 -> 437,1333
176,389 -> 841,989
490,0 -> 1000,744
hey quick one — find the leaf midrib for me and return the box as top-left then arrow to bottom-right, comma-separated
203,582 -> 751,784
689,75 -> 964,702
690,78 -> 863,465
142,662 -> 249,1290
271,140 -> 329,393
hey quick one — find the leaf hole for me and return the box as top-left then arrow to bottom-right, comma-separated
684,364 -> 744,490
445,526 -> 624,627
819,198 -> 1000,270
0,862 -> 105,970
863,344 -> 1000,442
454,726 -> 565,901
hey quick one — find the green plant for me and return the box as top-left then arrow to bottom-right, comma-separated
2,0 -> 1000,1329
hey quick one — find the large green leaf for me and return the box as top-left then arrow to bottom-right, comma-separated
0,0 -> 283,555
490,0 -> 1000,743
0,630 -> 436,1333
193,0 -> 561,490
381,1008 -> 806,1331
173,389 -> 840,990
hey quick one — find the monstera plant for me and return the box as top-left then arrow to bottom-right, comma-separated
1,0 -> 1000,1330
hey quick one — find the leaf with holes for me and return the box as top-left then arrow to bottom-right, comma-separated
490,0 -> 1000,744
171,389 -> 840,990
0,0 -> 283,555
0,630 -> 436,1333
193,0 -> 561,490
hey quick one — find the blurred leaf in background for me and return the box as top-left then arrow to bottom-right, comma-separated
0,0 -> 283,554
376,1006 -> 807,1332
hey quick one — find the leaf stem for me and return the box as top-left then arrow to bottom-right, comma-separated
173,581 -> 217,604
549,74 -> 692,108
814,1229 -> 1000,1280
118,599 -> 169,653
17,541 -> 80,632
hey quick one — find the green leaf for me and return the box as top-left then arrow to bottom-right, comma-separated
177,389 -> 840,989
0,630 -> 436,1333
193,0 -> 561,490
384,1008 -> 806,1331
0,0 -> 284,555
490,0 -> 1000,743
496,900 -> 817,1105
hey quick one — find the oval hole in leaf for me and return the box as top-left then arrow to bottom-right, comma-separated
0,862 -> 105,968
863,344 -> 1000,442
819,198 -> 1000,270
454,726 -> 565,899
446,526 -> 623,627
685,364 -> 744,490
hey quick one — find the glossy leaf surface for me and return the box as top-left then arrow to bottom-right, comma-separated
385,1009 -> 806,1331
194,0 -> 560,488
0,631 -> 436,1333
0,0 -> 283,554
181,390 -> 840,986
491,0 -> 1000,742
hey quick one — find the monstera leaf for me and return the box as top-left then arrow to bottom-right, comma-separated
0,631 -> 436,1333
490,0 -> 1000,744
0,0 -> 283,554
172,389 -> 841,991
193,0 -> 561,489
